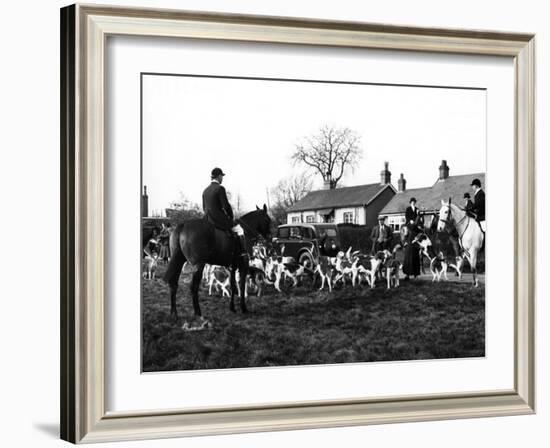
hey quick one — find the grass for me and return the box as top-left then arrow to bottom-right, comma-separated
142,265 -> 485,372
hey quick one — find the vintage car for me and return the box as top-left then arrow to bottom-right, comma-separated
271,223 -> 341,267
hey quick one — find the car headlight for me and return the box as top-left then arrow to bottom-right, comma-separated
331,244 -> 336,249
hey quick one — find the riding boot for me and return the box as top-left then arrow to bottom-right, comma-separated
238,234 -> 248,260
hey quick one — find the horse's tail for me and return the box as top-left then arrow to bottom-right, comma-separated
163,224 -> 186,285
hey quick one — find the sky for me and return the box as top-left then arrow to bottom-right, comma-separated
142,74 -> 486,216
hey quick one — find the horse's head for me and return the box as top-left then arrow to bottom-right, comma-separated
437,200 -> 452,232
241,204 -> 272,241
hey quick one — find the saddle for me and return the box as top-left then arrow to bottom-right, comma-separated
215,228 -> 248,262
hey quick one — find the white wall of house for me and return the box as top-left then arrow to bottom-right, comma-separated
334,207 -> 366,224
287,207 -> 366,225
381,213 -> 437,231
384,214 -> 406,231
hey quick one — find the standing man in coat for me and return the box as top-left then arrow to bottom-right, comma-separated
470,178 -> 486,232
370,216 -> 392,253
202,167 -> 247,257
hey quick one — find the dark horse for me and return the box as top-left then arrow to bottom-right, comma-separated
163,205 -> 271,319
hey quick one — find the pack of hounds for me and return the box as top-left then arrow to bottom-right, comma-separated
146,233 -> 467,298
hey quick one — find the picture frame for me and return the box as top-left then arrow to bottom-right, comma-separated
60,3 -> 535,444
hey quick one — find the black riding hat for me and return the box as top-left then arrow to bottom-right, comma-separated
470,178 -> 481,188
211,167 -> 226,178
409,197 -> 417,203
464,192 -> 471,199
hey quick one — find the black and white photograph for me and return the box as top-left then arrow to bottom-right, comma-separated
141,73 -> 486,372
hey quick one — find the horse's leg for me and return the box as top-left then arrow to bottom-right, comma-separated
229,268 -> 237,313
238,264 -> 248,313
470,250 -> 479,287
257,274 -> 263,298
163,242 -> 186,320
190,264 -> 205,317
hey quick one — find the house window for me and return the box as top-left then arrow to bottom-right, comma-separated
387,215 -> 405,231
306,215 -> 315,223
343,212 -> 354,224
291,216 -> 300,223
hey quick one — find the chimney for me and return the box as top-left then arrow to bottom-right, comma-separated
141,185 -> 149,217
439,160 -> 449,180
380,161 -> 391,185
398,173 -> 406,192
323,172 -> 335,190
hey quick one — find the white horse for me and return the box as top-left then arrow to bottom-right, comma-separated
437,199 -> 484,287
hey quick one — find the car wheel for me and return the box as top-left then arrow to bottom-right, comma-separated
299,251 -> 314,268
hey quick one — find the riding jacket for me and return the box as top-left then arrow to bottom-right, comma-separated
202,181 -> 234,230
472,189 -> 486,222
405,206 -> 423,233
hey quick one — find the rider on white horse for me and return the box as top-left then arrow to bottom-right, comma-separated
437,199 -> 484,287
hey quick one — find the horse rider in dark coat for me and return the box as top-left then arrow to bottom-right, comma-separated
405,197 -> 422,235
469,178 -> 486,232
202,167 -> 247,257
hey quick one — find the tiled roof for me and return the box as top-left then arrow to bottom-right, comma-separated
379,173 -> 485,215
287,183 -> 394,212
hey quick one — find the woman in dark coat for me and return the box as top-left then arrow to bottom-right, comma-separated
158,223 -> 171,264
403,197 -> 421,279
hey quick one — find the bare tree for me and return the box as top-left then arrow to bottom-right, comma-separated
270,172 -> 313,224
292,125 -> 362,189
165,192 -> 203,223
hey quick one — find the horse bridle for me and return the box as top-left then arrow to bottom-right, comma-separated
439,203 -> 470,247
439,204 -> 468,227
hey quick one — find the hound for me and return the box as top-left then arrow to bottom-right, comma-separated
354,251 -> 386,288
380,248 -> 402,289
331,247 -> 358,287
429,251 -> 466,282
264,252 -> 285,292
313,256 -> 336,292
280,259 -> 314,288
207,265 -> 231,297
236,264 -> 267,298
142,252 -> 159,280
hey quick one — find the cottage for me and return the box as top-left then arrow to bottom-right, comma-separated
378,160 -> 485,231
286,162 -> 396,228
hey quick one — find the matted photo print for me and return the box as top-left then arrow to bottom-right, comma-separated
141,73 -> 486,372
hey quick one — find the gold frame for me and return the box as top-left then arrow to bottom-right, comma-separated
60,3 -> 536,444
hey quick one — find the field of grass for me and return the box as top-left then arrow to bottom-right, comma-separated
142,265 -> 485,372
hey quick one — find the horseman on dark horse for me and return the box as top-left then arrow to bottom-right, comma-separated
163,167 -> 271,321
202,167 -> 248,259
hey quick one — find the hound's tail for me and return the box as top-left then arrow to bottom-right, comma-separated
163,224 -> 186,286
